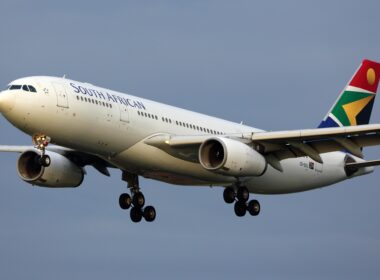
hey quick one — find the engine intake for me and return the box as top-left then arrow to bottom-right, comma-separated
17,150 -> 84,188
199,137 -> 267,177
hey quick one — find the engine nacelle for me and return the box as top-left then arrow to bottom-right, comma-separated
199,137 -> 267,177
17,150 -> 84,188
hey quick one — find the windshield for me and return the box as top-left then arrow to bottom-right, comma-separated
9,85 -> 22,90
7,84 -> 37,92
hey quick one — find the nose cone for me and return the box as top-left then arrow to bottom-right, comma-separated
0,91 -> 15,114
0,92 -> 4,112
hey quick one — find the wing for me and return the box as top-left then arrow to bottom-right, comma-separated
251,124 -> 380,162
0,145 -> 114,176
145,124 -> 380,169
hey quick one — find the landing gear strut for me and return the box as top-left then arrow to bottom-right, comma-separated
223,186 -> 260,217
32,133 -> 51,167
119,171 -> 156,223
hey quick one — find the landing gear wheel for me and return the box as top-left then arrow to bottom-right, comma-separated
39,155 -> 51,167
121,172 -> 157,223
119,193 -> 132,210
223,187 -> 236,204
247,200 -> 260,216
234,201 -> 247,217
237,186 -> 249,202
130,207 -> 143,223
143,206 -> 156,222
132,192 -> 145,208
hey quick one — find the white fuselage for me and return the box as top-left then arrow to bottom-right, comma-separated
0,76 -> 372,194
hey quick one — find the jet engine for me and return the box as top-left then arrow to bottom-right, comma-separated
17,150 -> 84,188
199,137 -> 267,177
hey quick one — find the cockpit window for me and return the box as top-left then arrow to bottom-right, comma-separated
8,84 -> 37,92
9,85 -> 22,90
28,85 -> 37,92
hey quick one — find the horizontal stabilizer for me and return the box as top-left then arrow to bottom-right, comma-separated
345,159 -> 380,169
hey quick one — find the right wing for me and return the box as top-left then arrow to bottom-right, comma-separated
0,145 -> 114,176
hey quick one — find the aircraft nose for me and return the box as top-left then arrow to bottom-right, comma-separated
0,92 -> 4,111
0,91 -> 15,113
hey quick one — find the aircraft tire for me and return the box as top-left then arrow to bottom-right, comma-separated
247,200 -> 260,216
143,206 -> 156,222
237,186 -> 249,202
223,187 -> 236,204
234,201 -> 247,217
130,207 -> 143,223
119,193 -> 132,210
132,192 -> 145,208
39,155 -> 51,167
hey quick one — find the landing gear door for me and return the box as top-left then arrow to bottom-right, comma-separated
52,82 -> 69,108
119,103 -> 129,123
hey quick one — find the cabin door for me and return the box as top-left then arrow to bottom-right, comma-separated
52,82 -> 69,108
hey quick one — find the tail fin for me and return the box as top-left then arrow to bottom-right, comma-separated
319,59 -> 380,128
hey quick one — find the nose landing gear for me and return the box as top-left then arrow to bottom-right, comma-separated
32,133 -> 51,167
223,186 -> 261,217
119,171 -> 156,223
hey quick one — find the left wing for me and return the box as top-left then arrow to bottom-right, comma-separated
145,124 -> 380,167
250,124 -> 380,162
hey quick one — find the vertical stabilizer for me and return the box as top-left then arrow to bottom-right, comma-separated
319,59 -> 380,128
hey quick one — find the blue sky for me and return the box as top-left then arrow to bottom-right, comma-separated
1,1 -> 380,279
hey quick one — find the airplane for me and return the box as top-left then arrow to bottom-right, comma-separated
1,59 -> 380,223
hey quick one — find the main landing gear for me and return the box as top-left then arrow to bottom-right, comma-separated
32,133 -> 51,167
223,186 -> 260,217
119,172 -> 156,223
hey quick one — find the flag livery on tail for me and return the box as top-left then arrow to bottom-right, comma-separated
319,59 -> 380,128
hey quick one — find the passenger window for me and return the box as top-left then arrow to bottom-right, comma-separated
22,85 -> 30,91
28,85 -> 37,92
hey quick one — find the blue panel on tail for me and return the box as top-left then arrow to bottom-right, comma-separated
318,116 -> 340,128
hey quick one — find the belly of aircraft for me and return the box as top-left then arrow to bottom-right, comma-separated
108,141 -> 237,186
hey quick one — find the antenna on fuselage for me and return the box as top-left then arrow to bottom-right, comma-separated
62,74 -> 66,79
